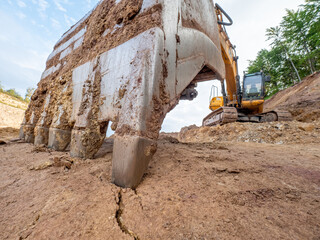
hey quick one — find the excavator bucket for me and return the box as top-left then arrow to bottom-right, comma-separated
20,0 -> 225,188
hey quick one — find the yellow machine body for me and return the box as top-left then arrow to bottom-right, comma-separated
210,5 -> 265,115
209,97 -> 224,111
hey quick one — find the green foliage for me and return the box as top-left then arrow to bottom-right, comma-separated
5,89 -> 24,101
247,0 -> 320,97
0,81 -> 34,103
25,87 -> 35,103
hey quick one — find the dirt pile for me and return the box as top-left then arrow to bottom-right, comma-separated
0,128 -> 19,142
0,92 -> 27,129
179,120 -> 320,144
264,71 -> 320,122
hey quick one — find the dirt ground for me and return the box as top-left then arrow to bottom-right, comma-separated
0,131 -> 319,240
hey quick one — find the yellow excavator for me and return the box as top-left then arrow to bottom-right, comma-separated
203,4 -> 292,126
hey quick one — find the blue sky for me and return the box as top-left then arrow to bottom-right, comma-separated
0,0 -> 304,132
0,0 -> 99,96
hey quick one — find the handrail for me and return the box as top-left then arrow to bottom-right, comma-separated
215,3 -> 233,26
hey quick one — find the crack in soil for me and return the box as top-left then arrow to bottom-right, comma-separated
134,189 -> 144,210
115,189 -> 140,240
19,213 -> 41,239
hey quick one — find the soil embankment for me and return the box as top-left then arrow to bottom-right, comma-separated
0,92 -> 27,129
264,71 -> 320,122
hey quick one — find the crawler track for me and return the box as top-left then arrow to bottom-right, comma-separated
203,107 -> 293,127
202,107 -> 238,126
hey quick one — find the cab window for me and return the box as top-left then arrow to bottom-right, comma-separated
243,75 -> 262,98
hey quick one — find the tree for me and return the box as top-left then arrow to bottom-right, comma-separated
266,26 -> 302,83
25,87 -> 35,103
303,0 -> 320,70
247,0 -> 319,98
5,89 -> 24,101
281,9 -> 316,73
247,47 -> 295,97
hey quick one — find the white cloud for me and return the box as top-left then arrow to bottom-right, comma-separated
37,0 -> 49,19
17,0 -> 26,8
53,0 -> 67,12
0,35 -> 9,42
64,14 -> 76,26
0,8 -> 50,95
162,81 -> 219,132
16,11 -> 26,19
51,18 -> 61,30
85,0 -> 93,8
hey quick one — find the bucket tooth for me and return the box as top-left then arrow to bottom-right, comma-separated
112,135 -> 157,189
70,128 -> 106,159
48,128 -> 71,151
34,126 -> 49,146
23,125 -> 35,143
19,125 -> 25,140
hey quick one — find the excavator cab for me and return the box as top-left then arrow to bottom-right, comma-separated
242,72 -> 270,100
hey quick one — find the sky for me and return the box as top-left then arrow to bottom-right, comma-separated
0,0 -> 305,133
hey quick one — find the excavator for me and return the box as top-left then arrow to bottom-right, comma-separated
202,4 -> 292,126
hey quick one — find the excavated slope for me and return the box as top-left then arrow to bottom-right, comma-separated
264,71 -> 320,122
0,92 -> 27,129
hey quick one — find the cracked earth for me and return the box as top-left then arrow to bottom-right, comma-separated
0,135 -> 320,239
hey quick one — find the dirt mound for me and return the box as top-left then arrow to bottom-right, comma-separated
0,92 -> 27,129
0,128 -> 19,142
179,121 -> 320,144
0,92 -> 28,110
264,71 -> 320,122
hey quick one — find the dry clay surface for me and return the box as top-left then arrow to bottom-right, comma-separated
0,135 -> 319,240
0,92 -> 27,129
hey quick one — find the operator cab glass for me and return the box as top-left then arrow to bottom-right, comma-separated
243,74 -> 263,100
